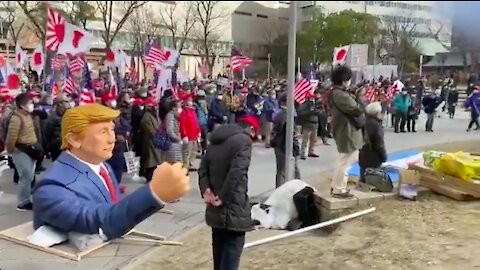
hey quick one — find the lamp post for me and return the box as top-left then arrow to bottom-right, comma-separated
285,1 -> 298,182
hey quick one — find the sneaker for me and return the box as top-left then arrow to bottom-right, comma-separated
16,201 -> 33,212
35,166 -> 46,173
308,153 -> 319,158
300,155 -> 306,160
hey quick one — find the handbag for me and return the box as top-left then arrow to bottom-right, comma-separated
16,143 -> 44,160
153,128 -> 172,151
364,168 -> 393,192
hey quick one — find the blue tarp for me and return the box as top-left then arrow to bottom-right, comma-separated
348,150 -> 421,182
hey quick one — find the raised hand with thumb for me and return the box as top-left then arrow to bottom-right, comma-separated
149,162 -> 190,203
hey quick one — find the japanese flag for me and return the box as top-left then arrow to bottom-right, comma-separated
333,45 -> 350,66
15,43 -> 27,68
30,44 -> 45,74
108,69 -> 117,98
155,47 -> 180,68
57,23 -> 93,57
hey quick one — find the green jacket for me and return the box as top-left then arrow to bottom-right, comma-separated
392,93 -> 412,114
329,86 -> 364,153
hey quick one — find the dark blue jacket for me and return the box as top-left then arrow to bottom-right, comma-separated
195,102 -> 208,126
263,98 -> 278,122
422,94 -> 443,114
209,99 -> 228,123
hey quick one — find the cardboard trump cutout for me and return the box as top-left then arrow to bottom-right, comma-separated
32,103 -> 190,240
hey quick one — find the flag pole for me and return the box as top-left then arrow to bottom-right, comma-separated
242,67 -> 245,81
267,53 -> 271,79
285,1 -> 297,182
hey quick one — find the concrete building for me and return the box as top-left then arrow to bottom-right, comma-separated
298,1 -> 451,58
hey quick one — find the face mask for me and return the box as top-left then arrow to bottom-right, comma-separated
69,101 -> 76,108
187,101 -> 194,107
271,95 -> 276,99
177,108 -> 183,114
140,93 -> 147,98
217,96 -> 223,100
139,106 -> 144,110
344,79 -> 352,87
402,91 -> 407,95
33,98 -> 40,104
110,100 -> 117,108
26,103 -> 34,113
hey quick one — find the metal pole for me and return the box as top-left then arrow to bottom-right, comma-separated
285,1 -> 297,183
419,54 -> 423,77
297,57 -> 301,79
267,53 -> 271,79
373,41 -> 377,81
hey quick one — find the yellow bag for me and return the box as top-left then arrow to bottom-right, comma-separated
433,151 -> 480,181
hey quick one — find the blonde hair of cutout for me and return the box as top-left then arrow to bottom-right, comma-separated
61,103 -> 120,150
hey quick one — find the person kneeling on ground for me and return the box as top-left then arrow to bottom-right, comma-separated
359,102 -> 387,183
198,120 -> 255,270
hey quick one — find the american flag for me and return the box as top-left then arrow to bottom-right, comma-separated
145,46 -> 167,68
69,57 -> 85,74
51,83 -> 60,99
230,48 -> 252,71
79,89 -> 95,105
129,57 -> 138,83
294,78 -> 314,104
64,77 -> 75,94
51,54 -> 66,71
365,86 -> 377,102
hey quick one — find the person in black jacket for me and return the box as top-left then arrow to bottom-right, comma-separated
447,88 -> 459,119
44,95 -> 71,161
198,121 -> 254,270
359,102 -> 387,182
422,89 -> 443,132
272,94 -> 301,188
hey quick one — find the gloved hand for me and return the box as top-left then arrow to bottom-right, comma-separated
149,162 -> 190,203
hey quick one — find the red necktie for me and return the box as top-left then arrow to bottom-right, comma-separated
99,166 -> 118,203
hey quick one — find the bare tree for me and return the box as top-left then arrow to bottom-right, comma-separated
126,4 -> 163,74
63,1 -> 97,29
381,16 -> 420,76
158,2 -> 196,53
192,1 -> 227,75
0,1 -> 26,45
95,1 -> 147,50
16,1 -> 47,41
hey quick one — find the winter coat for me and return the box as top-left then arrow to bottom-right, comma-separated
198,123 -> 253,232
139,110 -> 162,169
209,99 -> 228,124
162,111 -> 183,162
464,91 -> 480,115
195,100 -> 208,126
329,86 -> 364,154
422,94 -> 443,114
44,111 -> 62,154
447,90 -> 459,106
297,100 -> 320,126
112,112 -> 131,157
359,116 -> 387,169
262,98 -> 278,122
179,106 -> 201,141
392,93 -> 412,114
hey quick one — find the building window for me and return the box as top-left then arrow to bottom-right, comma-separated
257,14 -> 268,19
234,11 -> 253,16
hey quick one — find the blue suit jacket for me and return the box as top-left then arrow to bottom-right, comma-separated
33,152 -> 164,240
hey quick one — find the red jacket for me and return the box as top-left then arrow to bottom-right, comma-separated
179,106 -> 201,141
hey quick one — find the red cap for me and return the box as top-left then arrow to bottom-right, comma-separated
101,91 -> 115,104
181,93 -> 193,101
28,91 -> 41,99
144,97 -> 157,106
132,97 -> 144,106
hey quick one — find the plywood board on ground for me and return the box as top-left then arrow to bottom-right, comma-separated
409,164 -> 480,198
0,222 -> 177,261
421,176 -> 475,201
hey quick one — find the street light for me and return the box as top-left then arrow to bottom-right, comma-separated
285,1 -> 298,182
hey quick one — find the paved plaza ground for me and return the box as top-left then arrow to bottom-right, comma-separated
0,111 -> 478,270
